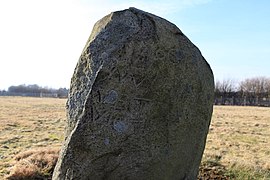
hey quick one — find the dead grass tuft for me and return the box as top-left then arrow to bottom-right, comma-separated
6,147 -> 60,180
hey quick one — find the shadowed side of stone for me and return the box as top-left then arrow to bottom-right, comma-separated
53,7 -> 214,180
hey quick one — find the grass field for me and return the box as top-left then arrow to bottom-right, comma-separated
202,105 -> 270,179
0,97 -> 269,179
0,97 -> 66,179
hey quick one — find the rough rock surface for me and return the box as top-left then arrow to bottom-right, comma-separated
53,7 -> 214,180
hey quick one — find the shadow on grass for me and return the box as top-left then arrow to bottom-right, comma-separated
198,159 -> 230,180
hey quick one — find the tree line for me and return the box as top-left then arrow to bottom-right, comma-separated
0,84 -> 68,98
215,76 -> 270,106
0,77 -> 269,105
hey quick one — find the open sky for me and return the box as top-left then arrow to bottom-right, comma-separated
0,0 -> 269,90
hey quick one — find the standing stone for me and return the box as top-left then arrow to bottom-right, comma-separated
53,7 -> 214,180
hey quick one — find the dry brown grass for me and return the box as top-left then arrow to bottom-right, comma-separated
0,97 -> 269,179
0,97 -> 66,179
203,106 -> 270,179
6,147 -> 59,180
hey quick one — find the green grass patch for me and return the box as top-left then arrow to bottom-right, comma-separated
225,166 -> 270,180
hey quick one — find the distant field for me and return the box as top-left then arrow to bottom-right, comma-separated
0,97 -> 269,179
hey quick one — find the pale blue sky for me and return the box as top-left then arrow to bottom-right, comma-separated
0,0 -> 269,90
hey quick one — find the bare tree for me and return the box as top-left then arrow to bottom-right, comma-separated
265,78 -> 270,98
215,78 -> 237,95
239,77 -> 270,97
214,76 -> 270,106
214,80 -> 221,94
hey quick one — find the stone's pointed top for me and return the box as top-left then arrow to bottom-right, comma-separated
129,7 -> 146,13
53,7 -> 214,180
128,7 -> 166,21
128,7 -> 138,10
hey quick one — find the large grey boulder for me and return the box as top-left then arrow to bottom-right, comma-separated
53,7 -> 214,180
